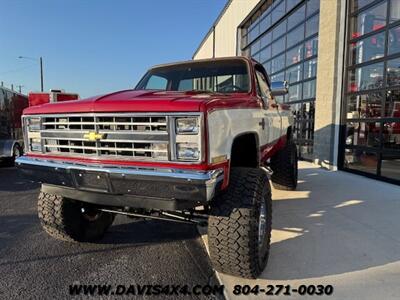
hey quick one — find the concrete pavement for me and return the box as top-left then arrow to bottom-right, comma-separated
202,161 -> 400,300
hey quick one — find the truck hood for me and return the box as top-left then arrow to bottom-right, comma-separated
23,90 -> 245,115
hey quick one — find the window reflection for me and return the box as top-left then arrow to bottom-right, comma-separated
304,36 -> 318,58
381,157 -> 400,180
345,122 -> 381,147
272,1 -> 286,24
271,53 -> 285,73
387,58 -> 400,87
346,93 -> 383,119
304,58 -> 317,79
248,26 -> 259,43
288,83 -> 302,101
271,71 -> 285,82
349,32 -> 385,65
388,25 -> 400,55
390,0 -> 400,23
385,90 -> 400,117
287,25 -> 305,48
253,52 -> 261,63
348,62 -> 384,92
272,36 -> 286,56
286,0 -> 301,12
383,121 -> 400,150
260,14 -> 272,33
260,46 -> 272,63
306,14 -> 319,37
260,31 -> 272,48
286,44 -> 303,66
286,64 -> 303,83
273,21 -> 287,40
351,0 -> 376,12
306,0 -> 319,17
292,101 -> 315,158
292,102 -> 314,133
344,149 -> 378,174
303,79 -> 316,99
263,61 -> 272,74
250,40 -> 261,55
344,0 -> 400,182
350,1 -> 387,39
288,5 -> 305,30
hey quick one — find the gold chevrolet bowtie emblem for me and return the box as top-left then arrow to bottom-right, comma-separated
83,132 -> 104,141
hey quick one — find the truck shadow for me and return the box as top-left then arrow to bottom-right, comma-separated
258,165 -> 400,280
0,215 -> 200,267
102,217 -> 199,244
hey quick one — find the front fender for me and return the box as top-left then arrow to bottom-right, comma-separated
0,139 -> 19,158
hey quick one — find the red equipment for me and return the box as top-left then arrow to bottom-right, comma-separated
28,89 -> 79,107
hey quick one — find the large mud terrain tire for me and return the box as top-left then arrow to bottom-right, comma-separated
208,168 -> 272,278
270,140 -> 298,191
38,192 -> 115,242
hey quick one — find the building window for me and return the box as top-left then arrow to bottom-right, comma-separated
350,1 -> 387,39
348,62 -> 385,92
388,24 -> 400,54
241,0 -> 319,159
342,0 -> 400,184
349,31 -> 386,65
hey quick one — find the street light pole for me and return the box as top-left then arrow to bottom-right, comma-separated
40,57 -> 44,92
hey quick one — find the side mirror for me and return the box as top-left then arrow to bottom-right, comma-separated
270,81 -> 288,96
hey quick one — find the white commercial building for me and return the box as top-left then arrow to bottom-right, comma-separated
193,0 -> 400,185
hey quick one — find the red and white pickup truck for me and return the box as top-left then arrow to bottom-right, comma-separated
16,57 -> 297,278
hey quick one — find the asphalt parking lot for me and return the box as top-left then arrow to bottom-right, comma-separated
2,161 -> 399,300
0,166 -> 220,299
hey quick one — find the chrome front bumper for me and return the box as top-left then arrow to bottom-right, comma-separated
16,156 -> 224,210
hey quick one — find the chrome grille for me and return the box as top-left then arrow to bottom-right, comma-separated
37,114 -> 169,160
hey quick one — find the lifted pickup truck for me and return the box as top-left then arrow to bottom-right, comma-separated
16,57 -> 297,279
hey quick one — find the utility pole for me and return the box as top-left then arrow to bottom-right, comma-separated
18,56 -> 44,92
40,57 -> 44,92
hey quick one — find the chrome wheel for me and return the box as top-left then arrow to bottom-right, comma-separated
258,199 -> 267,251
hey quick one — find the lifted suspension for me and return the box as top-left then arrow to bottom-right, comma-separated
98,208 -> 208,226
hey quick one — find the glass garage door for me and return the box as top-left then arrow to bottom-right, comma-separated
241,0 -> 320,160
341,0 -> 400,184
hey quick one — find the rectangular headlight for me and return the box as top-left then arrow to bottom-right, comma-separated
176,143 -> 200,161
176,117 -> 199,134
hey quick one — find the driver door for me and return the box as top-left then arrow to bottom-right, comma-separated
255,69 -> 282,145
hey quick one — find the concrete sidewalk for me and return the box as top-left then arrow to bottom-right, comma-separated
202,161 -> 400,300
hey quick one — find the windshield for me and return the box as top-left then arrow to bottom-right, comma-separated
135,59 -> 250,93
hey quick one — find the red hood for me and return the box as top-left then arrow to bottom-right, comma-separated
23,90 -> 255,115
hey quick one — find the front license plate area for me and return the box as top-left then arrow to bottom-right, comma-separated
72,170 -> 110,193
